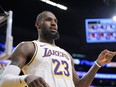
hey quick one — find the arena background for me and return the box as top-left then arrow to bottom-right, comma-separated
0,0 -> 116,86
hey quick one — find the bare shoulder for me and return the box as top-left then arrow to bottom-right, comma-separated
13,41 -> 34,56
16,41 -> 34,51
10,41 -> 35,68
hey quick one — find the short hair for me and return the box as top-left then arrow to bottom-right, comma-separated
36,11 -> 52,21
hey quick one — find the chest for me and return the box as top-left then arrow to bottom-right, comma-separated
35,44 -> 71,69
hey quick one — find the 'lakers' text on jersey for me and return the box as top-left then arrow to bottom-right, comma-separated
22,41 -> 75,87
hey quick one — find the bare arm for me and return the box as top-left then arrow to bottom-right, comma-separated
73,61 -> 100,87
73,49 -> 116,87
10,41 -> 35,68
0,41 -> 35,87
72,58 -> 99,87
1,41 -> 50,87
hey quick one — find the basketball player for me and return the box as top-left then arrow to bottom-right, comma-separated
0,11 -> 116,87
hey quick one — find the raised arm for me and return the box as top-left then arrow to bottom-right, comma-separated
73,49 -> 116,87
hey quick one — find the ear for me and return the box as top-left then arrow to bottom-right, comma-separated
35,21 -> 40,29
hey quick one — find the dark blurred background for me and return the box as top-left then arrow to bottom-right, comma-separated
0,0 -> 116,86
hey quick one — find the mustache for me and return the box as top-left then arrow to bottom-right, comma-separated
42,28 -> 59,40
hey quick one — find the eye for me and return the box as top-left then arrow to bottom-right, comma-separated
45,17 -> 58,23
46,17 -> 52,21
54,19 -> 58,23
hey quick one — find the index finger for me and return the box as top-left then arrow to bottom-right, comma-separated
110,51 -> 116,56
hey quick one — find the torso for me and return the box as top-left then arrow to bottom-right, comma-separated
22,41 -> 75,87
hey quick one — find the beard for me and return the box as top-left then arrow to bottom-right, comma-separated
41,28 -> 60,40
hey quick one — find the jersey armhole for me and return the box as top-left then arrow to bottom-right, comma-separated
26,41 -> 38,66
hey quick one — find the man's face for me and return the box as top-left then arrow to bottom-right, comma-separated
39,12 -> 59,40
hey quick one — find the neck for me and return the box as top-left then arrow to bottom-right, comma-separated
38,35 -> 55,45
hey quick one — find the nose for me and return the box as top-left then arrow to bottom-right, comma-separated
51,20 -> 56,26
